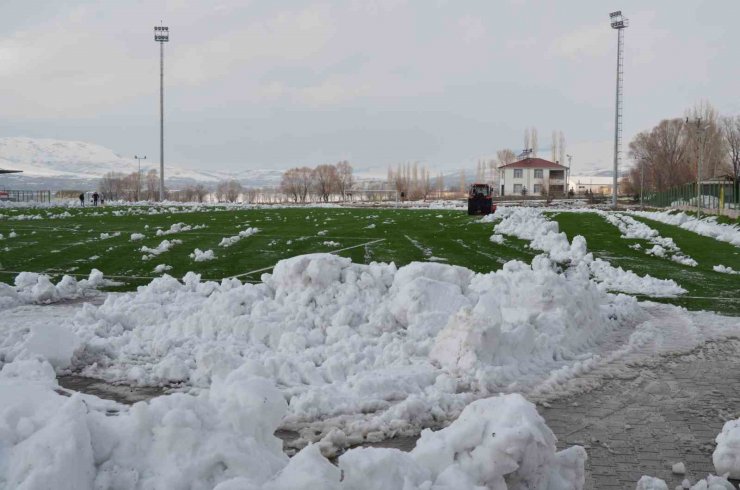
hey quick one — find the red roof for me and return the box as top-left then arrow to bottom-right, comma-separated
499,158 -> 567,170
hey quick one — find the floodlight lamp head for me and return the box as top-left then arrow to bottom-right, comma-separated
609,11 -> 628,29
154,26 -> 169,42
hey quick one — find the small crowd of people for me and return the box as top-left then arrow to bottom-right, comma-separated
78,192 -> 104,207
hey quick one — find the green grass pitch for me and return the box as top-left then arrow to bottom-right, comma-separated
1,205 -> 738,315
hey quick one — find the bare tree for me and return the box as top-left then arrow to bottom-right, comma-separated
312,164 -> 338,202
628,118 -> 691,192
558,131 -> 566,165
686,101 -> 726,179
146,170 -> 159,200
721,115 -> 740,199
523,128 -> 530,153
496,149 -> 516,166
531,127 -> 539,157
435,172 -> 445,199
459,169 -> 466,196
335,161 -> 354,201
217,180 -> 242,202
551,130 -> 558,162
280,168 -> 301,202
194,184 -> 208,203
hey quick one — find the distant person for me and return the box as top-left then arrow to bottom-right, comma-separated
79,193 -> 85,207
100,195 -> 105,206
92,192 -> 99,206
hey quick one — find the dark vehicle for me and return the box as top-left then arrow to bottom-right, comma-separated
467,183 -> 496,215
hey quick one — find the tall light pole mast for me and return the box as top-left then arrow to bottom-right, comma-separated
609,11 -> 628,209
154,25 -> 169,202
134,155 -> 147,201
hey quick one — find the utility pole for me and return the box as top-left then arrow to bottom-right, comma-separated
609,11 -> 628,209
154,25 -> 169,202
688,117 -> 706,218
134,155 -> 147,201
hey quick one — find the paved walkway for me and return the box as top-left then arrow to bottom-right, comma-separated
58,337 -> 740,489
542,338 -> 740,489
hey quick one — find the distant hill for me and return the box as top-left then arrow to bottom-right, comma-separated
0,137 -> 283,190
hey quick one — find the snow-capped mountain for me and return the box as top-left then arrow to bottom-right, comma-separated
0,137 -> 283,189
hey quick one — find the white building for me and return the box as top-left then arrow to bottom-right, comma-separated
499,157 -> 568,196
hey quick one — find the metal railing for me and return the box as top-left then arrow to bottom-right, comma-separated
0,190 -> 52,203
642,182 -> 738,211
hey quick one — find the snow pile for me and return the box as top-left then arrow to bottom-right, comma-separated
492,207 -> 686,297
713,265 -> 739,275
219,227 -> 260,247
490,234 -> 505,244
714,418 -> 740,479
0,269 -> 105,310
140,239 -> 182,260
338,394 -> 586,490
629,211 -> 740,247
0,360 -> 586,490
190,248 -> 216,262
636,475 -> 733,490
99,231 -> 121,240
63,253 -> 643,445
603,213 -> 697,266
130,233 -> 145,241
156,222 -> 207,236
323,240 -> 341,247
153,264 -> 173,274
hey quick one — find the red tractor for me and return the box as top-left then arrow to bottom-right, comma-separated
467,183 -> 496,215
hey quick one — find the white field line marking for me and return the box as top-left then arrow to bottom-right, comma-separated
229,238 -> 386,279
1,225 -> 378,241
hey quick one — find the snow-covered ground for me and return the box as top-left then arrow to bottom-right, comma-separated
628,210 -> 740,247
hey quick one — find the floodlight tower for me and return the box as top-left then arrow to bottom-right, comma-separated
154,25 -> 169,201
609,11 -> 628,208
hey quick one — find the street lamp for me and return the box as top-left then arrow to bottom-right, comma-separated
154,24 -> 169,201
134,155 -> 147,201
609,11 -> 628,209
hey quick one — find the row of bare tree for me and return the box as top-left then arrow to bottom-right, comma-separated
99,170 -> 161,201
624,102 -> 740,194
279,161 -> 354,202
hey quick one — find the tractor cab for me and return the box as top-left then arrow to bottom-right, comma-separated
467,183 -> 496,215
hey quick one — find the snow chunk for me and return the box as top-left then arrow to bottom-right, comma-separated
190,248 -> 216,262
141,239 -> 182,260
154,264 -> 172,274
219,227 -> 260,247
130,233 -> 145,241
672,462 -> 686,474
714,418 -> 740,478
339,394 -> 586,489
713,265 -> 740,275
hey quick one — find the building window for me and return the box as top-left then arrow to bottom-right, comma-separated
533,184 -> 542,194
514,169 -> 523,178
534,169 -> 543,178
513,184 -> 523,194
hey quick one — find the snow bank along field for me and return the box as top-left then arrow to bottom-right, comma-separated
1,202 -> 740,489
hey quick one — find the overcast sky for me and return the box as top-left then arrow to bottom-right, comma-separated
1,0 -> 738,176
